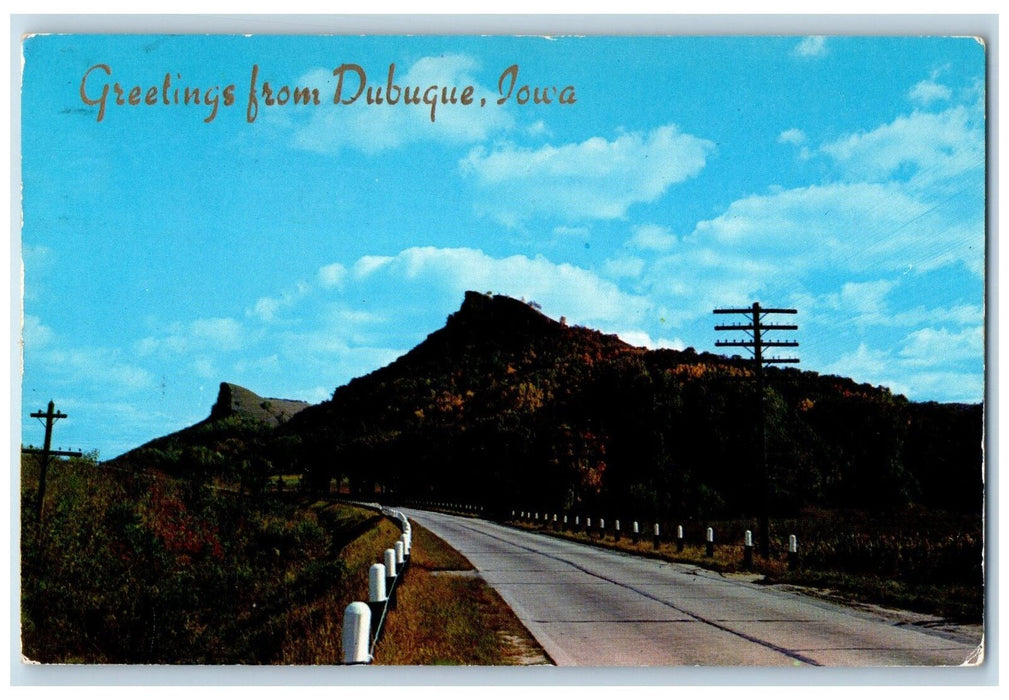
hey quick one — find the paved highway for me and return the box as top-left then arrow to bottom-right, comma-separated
402,509 -> 981,667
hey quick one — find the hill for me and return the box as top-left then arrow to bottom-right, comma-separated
106,292 -> 981,519
276,291 -> 983,519
208,382 -> 311,427
111,382 -> 309,490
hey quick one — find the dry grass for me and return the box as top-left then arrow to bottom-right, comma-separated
280,511 -> 550,665
406,522 -> 473,571
278,504 -> 402,664
372,523 -> 548,665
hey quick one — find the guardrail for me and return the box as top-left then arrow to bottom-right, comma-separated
506,508 -> 801,570
340,504 -> 412,665
399,499 -> 486,517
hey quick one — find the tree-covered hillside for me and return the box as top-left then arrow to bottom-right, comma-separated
111,383 -> 309,495
277,292 -> 983,520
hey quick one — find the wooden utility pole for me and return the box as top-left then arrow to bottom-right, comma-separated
25,400 -> 70,522
713,302 -> 798,559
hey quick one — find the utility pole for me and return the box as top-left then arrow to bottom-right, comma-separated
24,400 -> 70,522
713,302 -> 798,559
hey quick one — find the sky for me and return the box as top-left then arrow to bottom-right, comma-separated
18,33 -> 986,459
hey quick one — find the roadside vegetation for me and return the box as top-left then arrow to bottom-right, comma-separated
372,523 -> 548,665
20,453 -> 401,664
20,453 -> 545,665
504,507 -> 983,622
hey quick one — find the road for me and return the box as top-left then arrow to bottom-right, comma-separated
402,509 -> 982,667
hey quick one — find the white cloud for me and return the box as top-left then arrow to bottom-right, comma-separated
460,124 -> 714,225
328,307 -> 386,326
694,182 -> 910,250
813,324 -> 983,403
248,281 -> 311,322
191,317 -> 244,349
193,357 -> 217,379
615,330 -> 684,351
351,246 -> 651,328
318,262 -> 347,289
629,174 -> 981,344
629,223 -> 677,252
603,257 -> 645,279
22,245 -> 52,302
890,304 -> 982,327
353,255 -> 394,278
820,343 -> 909,395
778,128 -> 806,145
234,354 -> 282,375
641,248 -> 781,324
291,55 -> 513,154
909,79 -> 952,105
552,225 -> 590,239
526,120 -> 551,137
35,346 -> 156,393
894,370 -> 983,404
275,330 -> 407,382
799,291 -> 981,334
789,280 -> 900,335
251,297 -> 281,322
808,280 -> 897,320
820,105 -> 984,188
837,280 -> 896,314
230,247 -> 653,394
793,36 -> 827,58
136,317 -> 246,356
688,181 -> 981,277
899,325 -> 984,364
297,386 -> 334,404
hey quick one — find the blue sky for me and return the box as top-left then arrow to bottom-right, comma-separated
19,34 -> 986,458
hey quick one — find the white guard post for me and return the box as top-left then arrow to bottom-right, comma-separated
369,563 -> 387,602
342,602 -> 372,664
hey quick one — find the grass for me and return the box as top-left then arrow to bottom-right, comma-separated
372,523 -> 548,665
21,454 -> 544,665
20,454 -> 403,664
277,504 -> 402,664
768,570 -> 983,621
405,522 -> 473,571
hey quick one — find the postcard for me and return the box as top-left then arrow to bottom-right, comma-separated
16,26 -> 987,677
